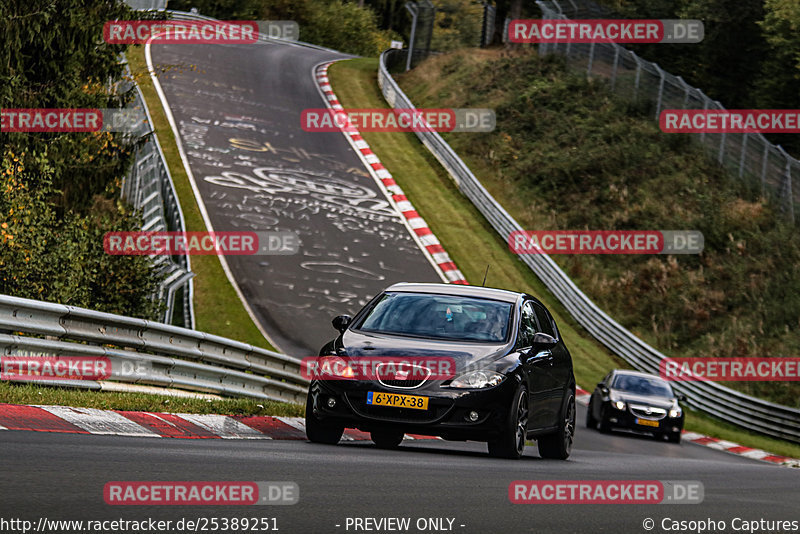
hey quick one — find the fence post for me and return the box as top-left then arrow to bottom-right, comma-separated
714,101 -> 726,164
738,133 -> 749,179
633,55 -> 642,100
610,45 -> 620,90
653,63 -> 665,120
404,2 -> 418,72
761,141 -> 770,197
562,14 -> 572,56
699,96 -> 709,143
777,146 -> 795,223
787,162 -> 795,223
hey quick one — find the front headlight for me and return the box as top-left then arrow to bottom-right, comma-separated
609,391 -> 626,410
316,355 -> 356,379
449,370 -> 505,389
669,404 -> 682,418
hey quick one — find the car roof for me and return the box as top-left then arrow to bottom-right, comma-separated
385,283 -> 523,303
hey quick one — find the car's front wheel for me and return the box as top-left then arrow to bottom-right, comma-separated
371,429 -> 405,449
585,399 -> 597,429
487,384 -> 528,459
538,393 -> 575,460
597,406 -> 612,433
305,390 -> 345,445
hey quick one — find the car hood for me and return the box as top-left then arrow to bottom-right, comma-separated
339,329 -> 513,372
611,390 -> 675,409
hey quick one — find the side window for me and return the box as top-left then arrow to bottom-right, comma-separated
517,302 -> 539,348
532,302 -> 556,338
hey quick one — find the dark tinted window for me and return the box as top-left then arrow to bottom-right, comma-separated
532,301 -> 555,337
357,292 -> 513,343
517,302 -> 539,347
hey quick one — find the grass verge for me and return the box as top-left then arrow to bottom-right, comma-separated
0,381 -> 302,416
327,57 -> 800,460
126,46 -> 276,352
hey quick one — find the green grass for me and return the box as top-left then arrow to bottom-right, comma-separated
126,47 -> 276,351
326,57 -> 800,460
0,381 -> 302,416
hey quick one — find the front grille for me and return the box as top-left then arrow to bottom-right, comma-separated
630,405 -> 667,420
379,378 -> 426,388
376,362 -> 430,389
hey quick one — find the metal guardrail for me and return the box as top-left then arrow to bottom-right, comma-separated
378,48 -> 800,444
119,63 -> 194,328
0,295 -> 308,404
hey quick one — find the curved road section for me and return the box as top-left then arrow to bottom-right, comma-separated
149,40 -> 440,355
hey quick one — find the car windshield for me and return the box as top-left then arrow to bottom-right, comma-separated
612,374 -> 674,398
356,292 -> 513,343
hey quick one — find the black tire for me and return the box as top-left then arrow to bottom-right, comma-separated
371,429 -> 405,449
598,406 -> 612,433
585,399 -> 597,429
487,384 -> 528,459
538,393 -> 576,460
305,390 -> 344,445
667,431 -> 682,444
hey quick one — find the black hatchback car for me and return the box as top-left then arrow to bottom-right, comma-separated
305,283 -> 576,459
586,369 -> 686,443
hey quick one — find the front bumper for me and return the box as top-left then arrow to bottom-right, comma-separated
308,377 -> 519,440
606,404 -> 684,434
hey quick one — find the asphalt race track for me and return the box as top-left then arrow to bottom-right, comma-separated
1,404 -> 797,533
148,39 -> 441,355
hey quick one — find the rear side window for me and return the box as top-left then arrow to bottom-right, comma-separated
517,302 -> 540,348
532,301 -> 556,338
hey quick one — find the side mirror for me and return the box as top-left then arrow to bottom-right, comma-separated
331,315 -> 352,333
677,393 -> 688,403
531,332 -> 557,347
600,386 -> 609,395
